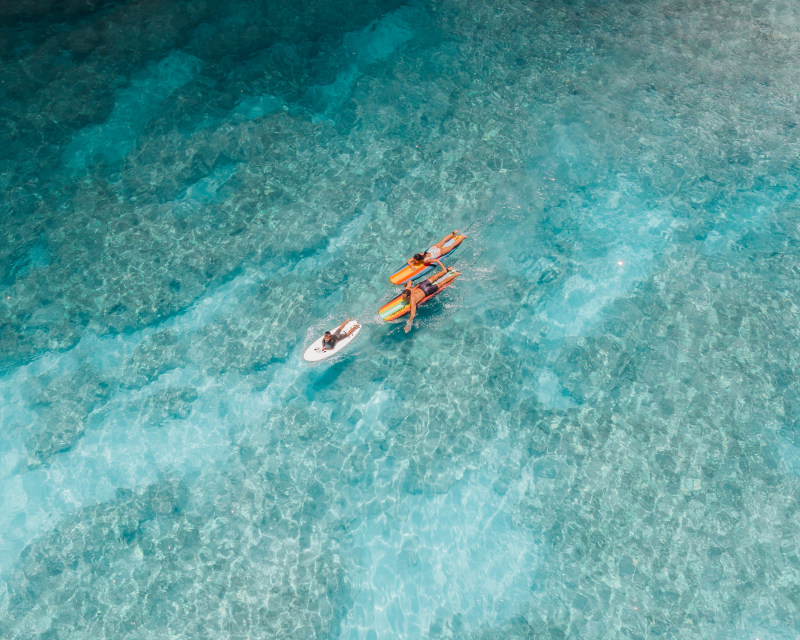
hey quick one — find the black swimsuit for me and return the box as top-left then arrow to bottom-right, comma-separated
418,279 -> 439,296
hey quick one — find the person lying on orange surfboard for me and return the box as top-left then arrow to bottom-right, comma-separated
405,230 -> 461,267
401,263 -> 452,332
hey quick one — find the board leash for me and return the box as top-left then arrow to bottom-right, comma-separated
464,247 -> 485,270
462,211 -> 496,236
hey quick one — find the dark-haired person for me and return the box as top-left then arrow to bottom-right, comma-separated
321,319 -> 359,351
405,230 -> 460,268
402,263 -> 451,333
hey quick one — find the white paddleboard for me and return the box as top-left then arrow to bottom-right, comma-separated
303,320 -> 361,362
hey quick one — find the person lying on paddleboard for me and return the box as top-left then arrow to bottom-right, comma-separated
402,263 -> 452,332
322,319 -> 359,350
406,230 -> 460,267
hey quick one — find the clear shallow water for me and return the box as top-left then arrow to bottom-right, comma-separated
1,0 -> 799,637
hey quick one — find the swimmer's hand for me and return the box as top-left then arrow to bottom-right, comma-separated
404,322 -> 412,333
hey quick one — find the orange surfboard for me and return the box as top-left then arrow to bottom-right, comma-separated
379,270 -> 461,321
389,234 -> 466,285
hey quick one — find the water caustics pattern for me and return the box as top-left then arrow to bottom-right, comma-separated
1,0 -> 799,637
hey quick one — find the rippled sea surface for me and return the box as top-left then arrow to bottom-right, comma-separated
1,0 -> 799,638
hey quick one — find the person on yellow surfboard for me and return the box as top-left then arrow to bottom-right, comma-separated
401,263 -> 453,332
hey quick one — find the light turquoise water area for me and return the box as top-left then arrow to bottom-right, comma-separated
1,0 -> 799,637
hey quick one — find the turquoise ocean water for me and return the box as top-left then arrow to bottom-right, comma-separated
1,0 -> 799,637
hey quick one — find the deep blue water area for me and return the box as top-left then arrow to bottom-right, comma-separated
1,0 -> 800,637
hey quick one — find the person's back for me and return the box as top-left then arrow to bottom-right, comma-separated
402,263 -> 449,332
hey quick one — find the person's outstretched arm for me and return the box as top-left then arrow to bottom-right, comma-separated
405,299 -> 417,333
